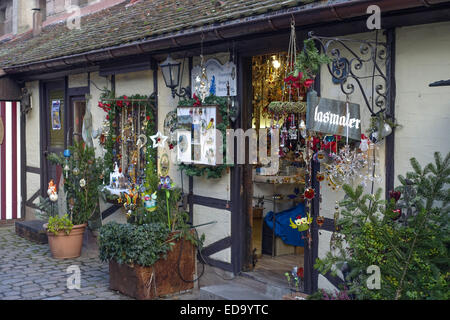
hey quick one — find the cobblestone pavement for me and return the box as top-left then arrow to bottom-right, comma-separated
0,226 -> 132,300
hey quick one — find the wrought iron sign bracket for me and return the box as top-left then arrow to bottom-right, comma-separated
308,31 -> 390,119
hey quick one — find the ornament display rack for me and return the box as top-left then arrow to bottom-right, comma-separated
100,97 -> 155,200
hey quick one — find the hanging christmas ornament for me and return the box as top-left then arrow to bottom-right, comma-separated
63,149 -> 71,158
316,171 -> 325,182
79,179 -> 86,188
359,134 -> 370,152
159,153 -> 170,177
136,134 -> 148,150
150,131 -> 168,148
389,190 -> 401,202
304,187 -> 315,200
73,167 -> 80,176
316,216 -> 325,227
392,209 -> 402,221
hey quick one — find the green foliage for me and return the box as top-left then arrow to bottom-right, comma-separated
35,196 -> 58,221
98,221 -> 172,267
178,94 -> 233,179
314,152 -> 450,300
48,140 -> 104,225
47,214 -> 74,235
295,39 -> 331,79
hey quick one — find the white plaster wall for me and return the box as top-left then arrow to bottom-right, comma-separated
24,81 -> 41,201
68,73 -> 88,88
88,71 -> 111,158
193,204 -> 231,263
395,21 -> 450,182
25,81 -> 41,168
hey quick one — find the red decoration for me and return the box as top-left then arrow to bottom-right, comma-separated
297,267 -> 304,279
316,216 -> 325,227
169,143 -> 174,150
392,209 -> 401,221
389,190 -> 401,202
146,115 -> 151,121
193,93 -> 202,107
304,188 -> 315,200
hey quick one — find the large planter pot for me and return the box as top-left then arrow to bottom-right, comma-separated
45,223 -> 87,259
109,234 -> 196,300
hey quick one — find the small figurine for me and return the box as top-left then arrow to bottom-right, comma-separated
143,191 -> 157,212
47,179 -> 58,202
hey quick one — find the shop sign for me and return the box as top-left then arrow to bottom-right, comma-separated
191,58 -> 237,96
306,92 -> 361,140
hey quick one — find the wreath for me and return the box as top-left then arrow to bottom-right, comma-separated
177,94 -> 233,179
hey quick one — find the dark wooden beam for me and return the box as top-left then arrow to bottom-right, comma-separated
198,255 -> 234,273
190,194 -> 232,211
67,86 -> 89,97
322,271 -> 346,289
101,204 -> 121,220
385,28 -> 396,200
201,236 -> 232,257
26,166 -> 41,174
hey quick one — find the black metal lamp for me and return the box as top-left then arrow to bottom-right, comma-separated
160,55 -> 191,99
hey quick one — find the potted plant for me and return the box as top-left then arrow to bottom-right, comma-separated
46,141 -> 104,259
99,174 -> 204,299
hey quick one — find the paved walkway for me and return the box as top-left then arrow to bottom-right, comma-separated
0,226 -> 132,300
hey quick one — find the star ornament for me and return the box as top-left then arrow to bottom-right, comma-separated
150,131 -> 168,148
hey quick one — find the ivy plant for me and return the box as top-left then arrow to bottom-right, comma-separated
98,222 -> 172,267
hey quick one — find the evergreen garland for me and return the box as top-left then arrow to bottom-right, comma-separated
177,94 -> 233,179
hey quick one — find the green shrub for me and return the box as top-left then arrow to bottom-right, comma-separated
47,214 -> 74,235
98,222 -> 172,267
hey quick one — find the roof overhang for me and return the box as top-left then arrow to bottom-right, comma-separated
3,0 -> 450,77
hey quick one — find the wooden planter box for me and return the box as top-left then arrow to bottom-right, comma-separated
109,235 -> 196,300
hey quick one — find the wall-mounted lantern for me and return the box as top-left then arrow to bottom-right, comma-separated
159,55 -> 191,99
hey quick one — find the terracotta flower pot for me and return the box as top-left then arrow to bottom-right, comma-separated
44,223 -> 87,259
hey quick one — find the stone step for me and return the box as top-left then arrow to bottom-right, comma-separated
15,220 -> 48,244
199,283 -> 274,300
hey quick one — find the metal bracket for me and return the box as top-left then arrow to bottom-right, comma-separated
308,31 -> 389,117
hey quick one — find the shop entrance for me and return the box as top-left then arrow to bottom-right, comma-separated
244,52 -> 309,292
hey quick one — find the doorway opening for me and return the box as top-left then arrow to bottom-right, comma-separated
245,52 -> 308,293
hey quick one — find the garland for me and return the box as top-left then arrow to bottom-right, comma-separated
177,94 -> 233,179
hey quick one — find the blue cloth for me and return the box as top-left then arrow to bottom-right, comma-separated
264,202 -> 305,247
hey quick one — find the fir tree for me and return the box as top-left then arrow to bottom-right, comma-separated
315,152 -> 450,300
